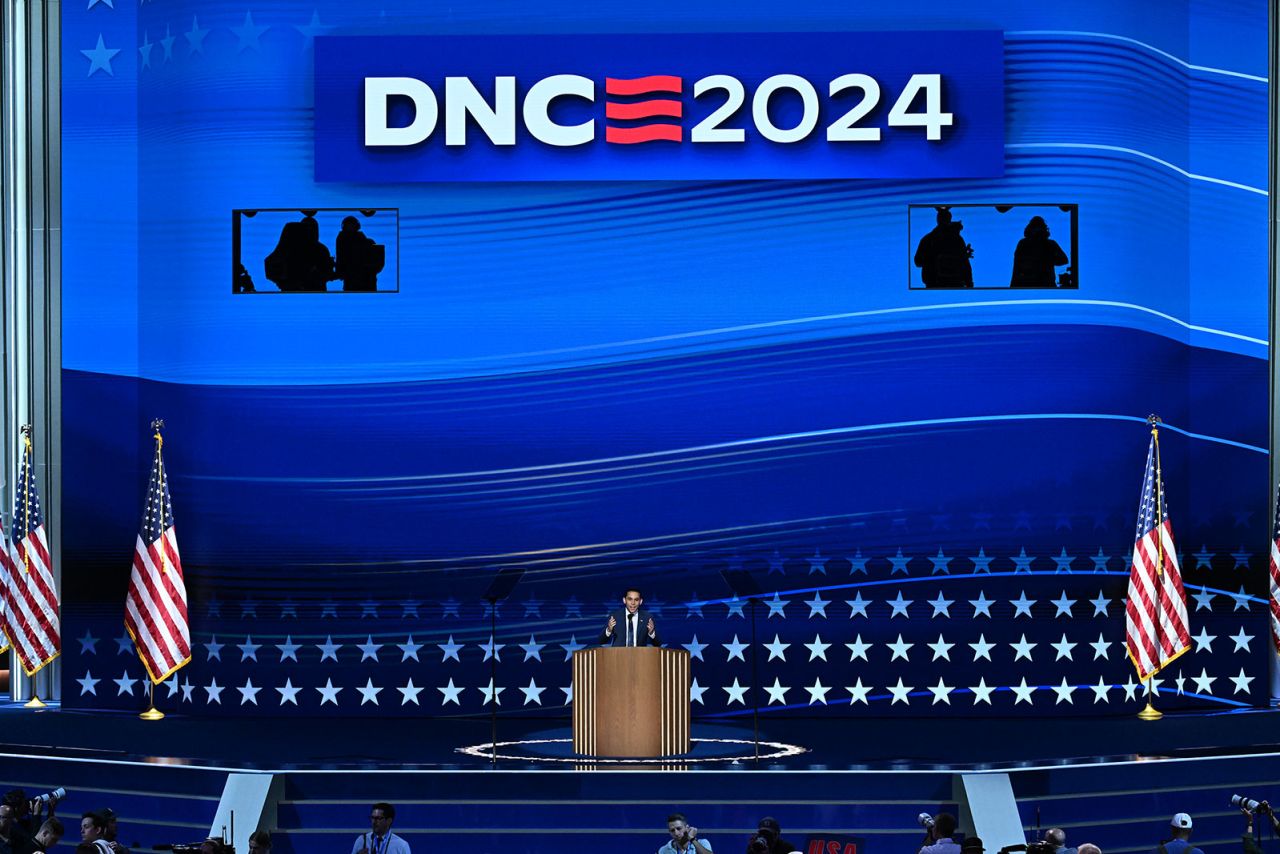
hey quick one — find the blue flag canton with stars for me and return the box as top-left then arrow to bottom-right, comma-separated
1134,436 -> 1167,542
12,445 -> 43,542
141,448 -> 175,541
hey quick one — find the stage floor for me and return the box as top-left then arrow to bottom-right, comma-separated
3,704 -> 1279,771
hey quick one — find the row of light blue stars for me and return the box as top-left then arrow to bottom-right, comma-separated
674,545 -> 1262,575
77,670 -> 541,707
77,620 -> 1261,666
80,10 -> 333,76
83,629 -> 589,662
165,581 -> 1262,624
73,667 -> 1258,707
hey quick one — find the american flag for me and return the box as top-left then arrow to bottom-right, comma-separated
1,432 -> 60,675
1269,479 -> 1280,652
1125,428 -> 1190,681
125,427 -> 191,684
0,514 -> 15,659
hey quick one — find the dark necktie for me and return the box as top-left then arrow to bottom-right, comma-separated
628,614 -> 635,646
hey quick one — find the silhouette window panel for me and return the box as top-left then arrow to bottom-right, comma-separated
233,208 -> 399,294
908,204 -> 1075,290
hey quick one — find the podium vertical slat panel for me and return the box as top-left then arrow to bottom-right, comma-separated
660,648 -> 670,757
678,648 -> 689,753
572,648 -> 598,755
572,647 -> 690,758
661,650 -> 669,756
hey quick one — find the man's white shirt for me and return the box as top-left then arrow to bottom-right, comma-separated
351,831 -> 411,854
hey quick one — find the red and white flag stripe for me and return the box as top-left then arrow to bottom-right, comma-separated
1,526 -> 60,675
1126,519 -> 1190,680
125,527 -> 190,683
1269,534 -> 1280,652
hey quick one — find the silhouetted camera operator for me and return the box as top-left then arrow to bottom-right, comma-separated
914,209 -> 974,288
335,217 -> 384,292
746,818 -> 795,854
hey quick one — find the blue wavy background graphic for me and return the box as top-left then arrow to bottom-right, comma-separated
58,0 -> 1272,717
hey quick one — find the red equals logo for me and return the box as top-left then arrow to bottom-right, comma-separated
604,75 -> 683,144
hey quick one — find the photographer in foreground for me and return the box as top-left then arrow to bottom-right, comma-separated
921,814 -> 961,854
1155,814 -> 1203,854
746,817 -> 795,854
1239,798 -> 1280,854
660,813 -> 712,854
3,788 -> 60,844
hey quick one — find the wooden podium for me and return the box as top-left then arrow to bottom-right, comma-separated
572,647 -> 690,757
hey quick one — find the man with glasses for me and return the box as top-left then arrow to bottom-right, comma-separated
352,803 -> 410,854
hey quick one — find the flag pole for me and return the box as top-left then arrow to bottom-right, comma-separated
18,426 -> 45,710
1138,414 -> 1164,721
22,666 -> 46,708
139,420 -> 166,722
140,679 -> 163,721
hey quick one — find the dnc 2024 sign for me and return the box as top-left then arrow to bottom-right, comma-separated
313,32 -> 1004,182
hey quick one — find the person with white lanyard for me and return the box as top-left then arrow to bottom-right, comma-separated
659,813 -> 713,854
351,803 -> 411,854
600,587 -> 661,647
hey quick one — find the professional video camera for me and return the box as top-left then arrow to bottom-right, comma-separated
919,814 -> 936,830
748,829 -> 775,854
153,842 -> 235,853
999,844 -> 1057,854
1232,795 -> 1271,813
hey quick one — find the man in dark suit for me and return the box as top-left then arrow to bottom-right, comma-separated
599,587 -> 660,647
